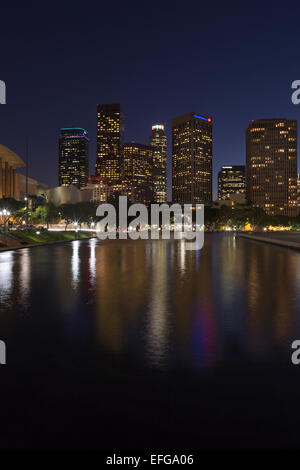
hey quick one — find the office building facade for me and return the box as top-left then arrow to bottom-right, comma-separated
246,119 -> 298,216
149,124 -> 167,203
123,143 -> 153,205
59,128 -> 89,189
172,113 -> 212,205
95,104 -> 124,182
218,165 -> 245,201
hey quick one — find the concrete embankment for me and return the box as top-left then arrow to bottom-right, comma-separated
238,232 -> 300,251
0,231 -> 96,253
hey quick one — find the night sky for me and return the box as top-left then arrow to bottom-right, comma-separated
0,3 -> 299,199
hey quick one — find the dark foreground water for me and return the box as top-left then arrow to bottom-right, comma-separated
0,234 -> 300,449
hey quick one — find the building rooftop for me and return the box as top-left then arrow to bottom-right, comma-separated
0,144 -> 25,168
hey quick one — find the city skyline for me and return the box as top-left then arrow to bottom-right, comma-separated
1,5 -> 299,201
2,4 -> 300,453
3,99 -> 300,203
54,107 -> 299,211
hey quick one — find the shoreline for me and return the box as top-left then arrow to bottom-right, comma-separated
0,233 -> 96,253
237,232 -> 300,251
2,231 -> 300,253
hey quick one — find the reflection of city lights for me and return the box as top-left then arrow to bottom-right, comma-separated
89,239 -> 96,287
146,243 -> 169,368
179,239 -> 186,272
71,241 -> 80,288
19,250 -> 30,306
0,252 -> 14,300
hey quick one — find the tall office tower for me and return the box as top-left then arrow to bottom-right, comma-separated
95,104 -> 124,182
122,143 -> 153,205
246,119 -> 298,216
172,113 -> 213,205
297,174 -> 300,209
149,124 -> 167,203
218,165 -> 246,201
59,128 -> 89,189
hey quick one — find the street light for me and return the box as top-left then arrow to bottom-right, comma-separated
0,209 -> 11,231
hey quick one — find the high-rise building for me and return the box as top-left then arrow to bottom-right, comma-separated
123,143 -> 153,205
172,113 -> 212,205
246,119 -> 298,216
149,124 -> 167,203
59,128 -> 89,189
218,165 -> 245,201
95,104 -> 124,182
82,176 -> 111,204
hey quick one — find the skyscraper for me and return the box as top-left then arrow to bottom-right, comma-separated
246,119 -> 298,216
218,165 -> 245,201
149,124 -> 167,203
59,128 -> 89,189
123,143 -> 153,205
95,104 -> 124,182
172,113 -> 212,205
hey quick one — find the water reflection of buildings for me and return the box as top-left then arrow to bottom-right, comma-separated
146,241 -> 169,368
0,235 -> 297,370
215,234 -> 246,341
89,238 -> 97,291
0,250 -> 30,327
0,251 -> 14,305
172,238 -> 217,368
213,235 -> 298,359
245,242 -> 297,347
71,240 -> 80,289
95,241 -> 151,354
19,250 -> 31,307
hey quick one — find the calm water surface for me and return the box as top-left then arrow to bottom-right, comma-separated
0,234 -> 300,448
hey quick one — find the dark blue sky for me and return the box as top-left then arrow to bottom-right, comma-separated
0,3 -> 299,199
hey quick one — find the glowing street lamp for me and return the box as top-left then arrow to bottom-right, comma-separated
0,209 -> 11,231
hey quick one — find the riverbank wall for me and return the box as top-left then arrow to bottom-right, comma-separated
238,233 -> 300,250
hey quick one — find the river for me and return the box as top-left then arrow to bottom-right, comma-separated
0,234 -> 300,448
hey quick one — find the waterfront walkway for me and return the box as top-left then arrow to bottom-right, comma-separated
238,232 -> 300,250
